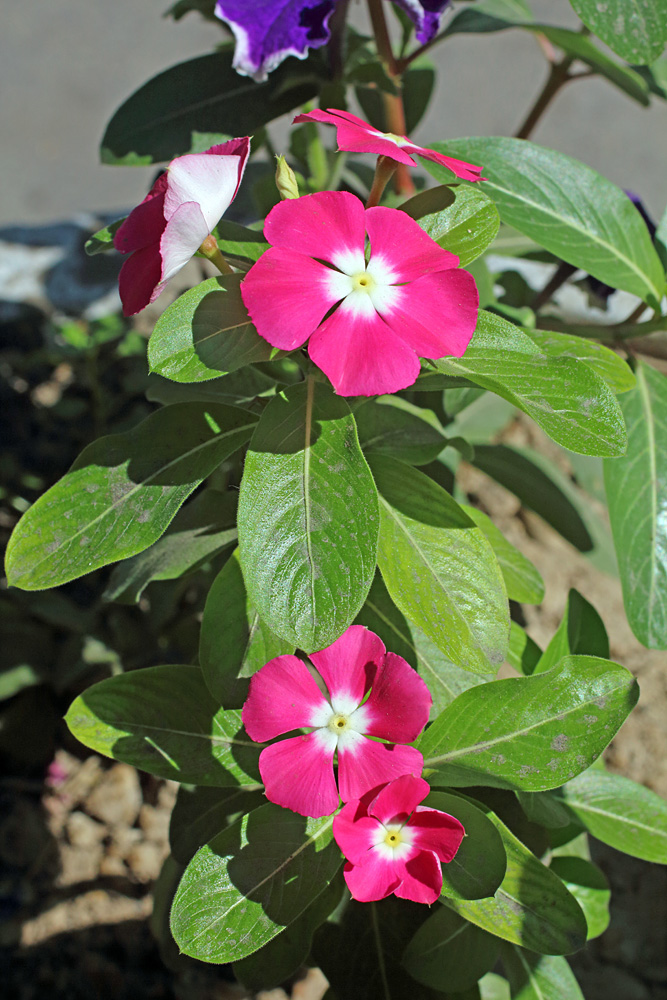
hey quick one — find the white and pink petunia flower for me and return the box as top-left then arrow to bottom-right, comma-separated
293,108 -> 484,181
240,190 -> 479,396
113,138 -> 250,315
241,626 -> 431,818
333,775 -> 465,904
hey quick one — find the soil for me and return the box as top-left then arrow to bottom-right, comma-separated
2,416 -> 666,999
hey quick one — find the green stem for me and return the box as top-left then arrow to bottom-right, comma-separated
514,54 -> 575,140
367,0 -> 397,73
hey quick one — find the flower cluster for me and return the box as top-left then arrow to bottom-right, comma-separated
243,626 -> 465,903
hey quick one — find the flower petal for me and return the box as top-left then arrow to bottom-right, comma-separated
415,146 -> 485,182
117,245 -> 163,316
395,849 -> 443,903
159,201 -> 212,285
343,855 -> 401,902
258,731 -> 339,817
363,653 -> 432,744
113,174 -> 167,255
337,733 -> 424,802
365,205 -> 459,282
368,775 -> 431,826
309,625 -> 385,710
242,654 -> 329,741
215,0 -> 335,82
308,300 -> 421,397
263,191 -> 367,272
410,806 -> 466,862
382,269 -> 479,358
333,799 -> 380,864
241,248 -> 342,351
393,0 -> 451,45
164,149 -> 248,233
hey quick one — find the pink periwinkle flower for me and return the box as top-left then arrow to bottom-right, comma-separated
113,138 -> 250,315
240,190 -> 479,396
242,626 -> 432,818
293,108 -> 483,181
333,774 -> 465,903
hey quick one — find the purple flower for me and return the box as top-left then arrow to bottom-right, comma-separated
214,1 -> 452,81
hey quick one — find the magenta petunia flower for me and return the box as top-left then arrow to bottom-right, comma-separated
113,138 -> 250,315
333,774 -> 465,903
242,626 -> 431,818
294,108 -> 483,181
240,190 -> 478,396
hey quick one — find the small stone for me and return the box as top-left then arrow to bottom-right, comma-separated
107,825 -> 142,860
139,804 -> 170,845
98,855 -> 127,878
126,841 -> 166,883
85,764 -> 142,827
66,811 -> 106,848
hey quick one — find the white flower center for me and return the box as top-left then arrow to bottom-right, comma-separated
369,128 -> 411,148
372,821 -> 415,861
324,254 -> 402,319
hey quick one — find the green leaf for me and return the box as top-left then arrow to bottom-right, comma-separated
534,589 -> 609,673
65,665 -> 261,786
444,809 -> 587,955
170,806 -> 341,963
506,622 -> 542,676
355,573 -> 485,715
557,769 -> 667,863
238,381 -> 379,652
420,655 -> 639,791
548,857 -> 610,940
213,220 -> 269,265
537,25 -> 650,104
146,367 -> 277,408
527,329 -> 636,394
84,217 -> 124,255
516,790 -> 572,829
401,185 -> 500,267
148,276 -> 274,383
101,51 -> 320,163
199,549 -> 294,708
429,314 -> 627,457
104,489 -> 237,602
501,947 -> 585,999
355,396 -> 448,465
403,57 -> 437,133
5,403 -> 256,590
443,0 -> 533,36
568,0 -> 667,65
604,360 -> 667,648
425,138 -> 665,306
480,973 -> 511,1000
169,786 -> 265,865
370,455 -> 510,676
402,907 -> 500,992
461,505 -> 544,604
425,791 -> 507,901
233,874 -> 344,990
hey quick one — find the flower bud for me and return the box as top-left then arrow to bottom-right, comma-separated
275,156 -> 300,200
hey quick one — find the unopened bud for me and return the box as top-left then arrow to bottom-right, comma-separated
275,156 -> 300,200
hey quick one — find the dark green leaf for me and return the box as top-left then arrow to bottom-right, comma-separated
403,57 -> 437,133
425,791 -> 507,900
65,665 -> 262,786
370,455 -> 510,675
169,786 -> 266,865
355,396 -> 448,465
444,809 -> 587,955
403,907 -> 500,991
548,857 -> 610,940
443,0 -> 533,36
401,185 -> 500,267
568,0 -> 667,65
238,381 -> 379,652
557,769 -> 667,863
170,806 -> 341,962
84,217 -> 124,255
527,329 -> 635,394
515,791 -> 572,829
462,505 -> 544,604
506,622 -> 542,676
535,589 -> 609,673
213,220 -> 269,265
501,947 -> 585,999
5,403 -> 256,590
101,51 -> 320,163
199,548 -> 294,708
148,276 -> 274,383
538,26 -> 650,104
420,655 -> 639,790
604,360 -> 667,648
425,138 -> 665,306
104,489 -> 237,602
146,367 -> 277,408
356,573 -> 485,716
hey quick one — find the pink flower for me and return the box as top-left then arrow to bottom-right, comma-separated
293,108 -> 484,181
242,626 -> 431,818
333,775 -> 465,904
113,138 -> 250,315
240,190 -> 478,396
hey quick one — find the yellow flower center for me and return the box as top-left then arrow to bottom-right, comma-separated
384,827 -> 404,849
383,131 -> 410,146
328,714 -> 350,733
351,271 -> 375,293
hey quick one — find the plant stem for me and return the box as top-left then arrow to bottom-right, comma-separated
514,54 -> 575,140
327,0 -> 350,79
366,156 -> 398,207
367,0 -> 397,73
199,234 -> 233,274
